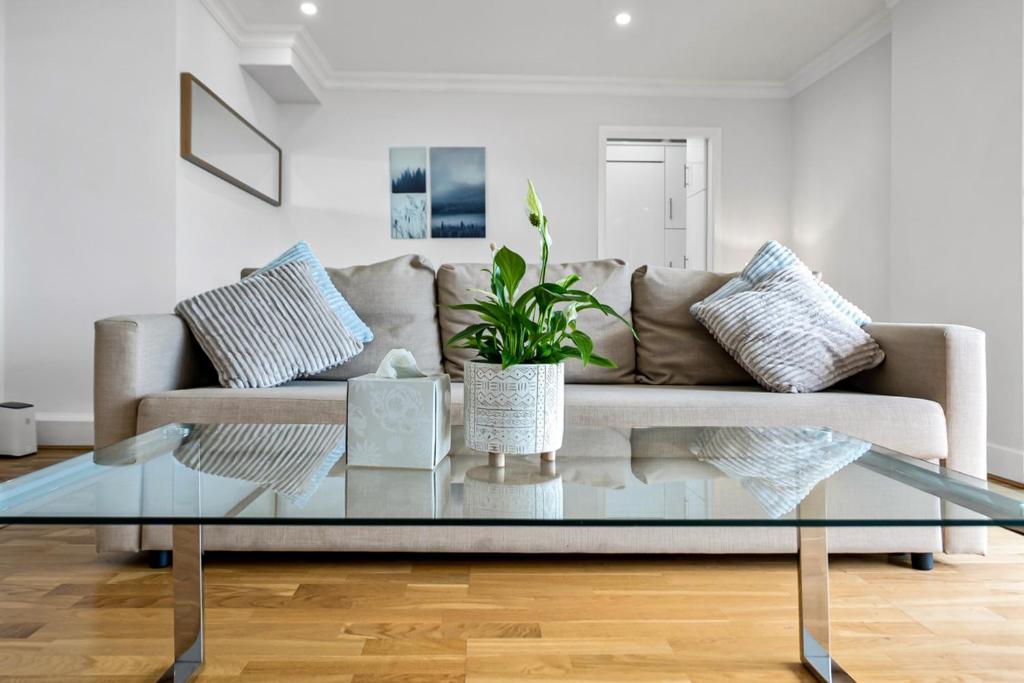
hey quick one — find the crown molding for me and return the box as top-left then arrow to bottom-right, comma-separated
202,0 -> 890,101
785,9 -> 892,96
321,71 -> 788,98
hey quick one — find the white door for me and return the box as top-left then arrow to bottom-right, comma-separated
664,229 -> 686,269
685,138 -> 708,269
605,146 -> 665,269
685,193 -> 707,270
664,146 -> 687,230
685,138 -> 707,197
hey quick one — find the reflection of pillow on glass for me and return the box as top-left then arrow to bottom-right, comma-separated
691,426 -> 870,518
173,423 -> 345,507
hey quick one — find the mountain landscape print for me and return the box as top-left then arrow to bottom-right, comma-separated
389,147 -> 428,239
430,147 -> 486,238
389,147 -> 427,193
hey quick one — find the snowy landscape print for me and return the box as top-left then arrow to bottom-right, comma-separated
390,194 -> 428,239
430,147 -> 485,238
390,147 -> 427,193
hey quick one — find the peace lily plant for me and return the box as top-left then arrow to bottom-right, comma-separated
446,180 -> 636,370
450,181 -> 637,461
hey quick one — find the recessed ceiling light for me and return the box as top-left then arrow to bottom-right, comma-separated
615,12 -> 631,26
300,2 -> 318,16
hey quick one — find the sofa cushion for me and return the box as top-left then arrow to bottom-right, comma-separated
437,259 -> 635,383
139,382 -> 946,462
247,241 -> 373,343
175,261 -> 363,388
693,266 -> 885,393
247,255 -> 443,380
631,265 -> 751,386
691,240 -> 872,327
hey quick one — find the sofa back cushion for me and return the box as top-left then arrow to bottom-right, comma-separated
631,265 -> 752,385
243,254 -> 443,380
437,259 -> 636,383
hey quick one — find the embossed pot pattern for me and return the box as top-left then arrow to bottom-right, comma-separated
463,361 -> 565,454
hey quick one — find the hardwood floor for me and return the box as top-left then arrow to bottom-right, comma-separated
1,450 -> 1022,681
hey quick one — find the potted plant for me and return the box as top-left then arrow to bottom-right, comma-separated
446,180 -> 636,463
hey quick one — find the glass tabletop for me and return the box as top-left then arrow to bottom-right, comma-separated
1,423 -> 1022,526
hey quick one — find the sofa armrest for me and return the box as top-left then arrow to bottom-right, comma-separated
94,315 -> 211,449
851,323 -> 986,476
850,323 -> 987,555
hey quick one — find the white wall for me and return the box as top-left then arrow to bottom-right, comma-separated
0,0 -> 6,404
175,0 -> 285,300
791,37 -> 891,320
275,92 -> 791,274
890,0 -> 1024,480
4,0 -> 178,442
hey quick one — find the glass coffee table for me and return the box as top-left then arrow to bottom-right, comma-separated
1,422 -> 1022,682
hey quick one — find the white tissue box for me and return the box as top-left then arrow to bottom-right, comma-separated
345,373 -> 452,469
345,457 -> 451,518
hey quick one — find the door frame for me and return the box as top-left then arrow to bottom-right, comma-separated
597,125 -> 722,270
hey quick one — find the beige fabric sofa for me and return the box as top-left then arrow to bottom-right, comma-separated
93,255 -> 988,556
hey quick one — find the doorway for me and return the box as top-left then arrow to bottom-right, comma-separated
597,126 -> 719,270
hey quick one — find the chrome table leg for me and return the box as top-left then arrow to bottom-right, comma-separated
798,484 -> 855,682
158,525 -> 204,682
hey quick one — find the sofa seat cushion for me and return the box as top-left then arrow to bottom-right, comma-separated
141,382 -> 947,463
454,384 -> 945,460
138,381 -> 350,432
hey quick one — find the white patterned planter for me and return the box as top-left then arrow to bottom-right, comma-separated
463,361 -> 564,455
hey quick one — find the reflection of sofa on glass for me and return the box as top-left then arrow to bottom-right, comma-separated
93,255 -> 986,557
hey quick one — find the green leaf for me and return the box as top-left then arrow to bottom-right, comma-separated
587,354 -> 617,368
555,273 -> 581,289
493,246 -> 527,298
446,323 -> 491,348
569,330 -> 593,366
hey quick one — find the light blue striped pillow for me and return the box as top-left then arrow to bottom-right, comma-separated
250,241 -> 373,342
691,240 -> 871,326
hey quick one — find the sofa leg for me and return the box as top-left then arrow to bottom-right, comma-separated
910,552 -> 934,571
148,550 -> 172,569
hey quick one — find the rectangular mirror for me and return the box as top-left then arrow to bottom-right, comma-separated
180,73 -> 281,206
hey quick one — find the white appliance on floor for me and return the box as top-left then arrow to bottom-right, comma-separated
0,402 -> 38,457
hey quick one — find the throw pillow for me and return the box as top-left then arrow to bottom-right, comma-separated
174,423 -> 345,507
691,426 -> 870,518
175,261 -> 363,388
691,240 -> 871,327
693,266 -> 884,393
248,241 -> 373,343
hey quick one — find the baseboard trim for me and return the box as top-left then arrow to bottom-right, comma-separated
988,442 -> 1024,484
36,413 -> 94,448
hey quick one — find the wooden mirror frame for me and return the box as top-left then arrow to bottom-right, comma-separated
180,72 -> 282,206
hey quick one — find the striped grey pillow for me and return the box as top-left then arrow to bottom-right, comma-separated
175,261 -> 363,388
693,266 -> 884,393
174,423 -> 345,506
691,426 -> 870,517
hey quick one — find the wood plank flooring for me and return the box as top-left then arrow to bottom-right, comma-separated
0,450 -> 1022,681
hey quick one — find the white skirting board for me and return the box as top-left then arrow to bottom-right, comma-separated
988,442 -> 1024,484
36,412 -> 94,448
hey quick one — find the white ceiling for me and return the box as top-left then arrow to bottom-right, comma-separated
225,0 -> 888,82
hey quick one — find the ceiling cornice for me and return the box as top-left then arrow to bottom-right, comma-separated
202,0 -> 891,101
784,9 -> 892,96
321,72 -> 788,98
